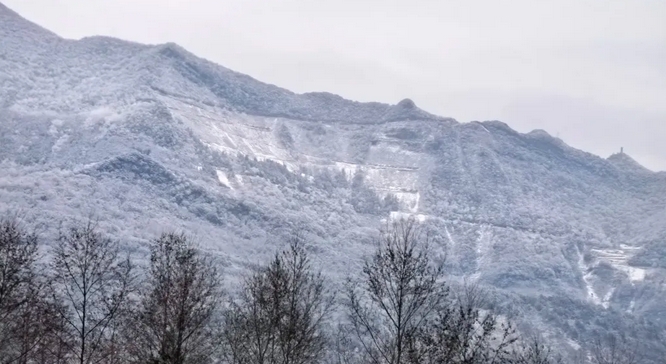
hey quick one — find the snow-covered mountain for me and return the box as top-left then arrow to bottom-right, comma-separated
1,3 -> 665,360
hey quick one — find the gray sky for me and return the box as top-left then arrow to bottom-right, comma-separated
6,0 -> 666,171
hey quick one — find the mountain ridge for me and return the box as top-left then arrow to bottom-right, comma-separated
1,3 -> 665,361
0,1 -> 656,171
0,4 -> 449,125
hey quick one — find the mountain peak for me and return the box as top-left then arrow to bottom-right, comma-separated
396,98 -> 416,109
0,2 -> 60,44
607,151 -> 651,173
379,98 -> 451,123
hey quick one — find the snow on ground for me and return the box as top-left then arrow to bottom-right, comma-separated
468,226 -> 493,282
622,266 -> 647,282
445,225 -> 456,249
216,170 -> 233,189
577,244 -> 647,309
628,300 -> 636,314
333,161 -> 359,179
583,271 -> 603,306
567,339 -> 582,351
166,98 -> 296,169
602,288 -> 615,309
389,211 -> 427,222
591,246 -> 646,282
392,191 -> 420,212
166,96 -> 424,205
578,248 -> 603,306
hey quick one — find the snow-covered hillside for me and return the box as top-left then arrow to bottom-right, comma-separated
1,3 -> 665,361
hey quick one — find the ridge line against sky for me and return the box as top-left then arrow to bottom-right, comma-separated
3,0 -> 666,171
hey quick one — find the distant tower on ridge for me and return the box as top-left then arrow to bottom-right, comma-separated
621,147 -> 624,154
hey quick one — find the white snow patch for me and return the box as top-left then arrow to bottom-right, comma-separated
334,161 -> 359,179
583,271 -> 602,306
476,228 -> 490,255
216,170 -> 233,189
620,244 -> 642,251
170,100 -> 297,170
444,225 -> 456,249
411,191 -> 420,213
470,227 -> 492,283
578,249 -> 602,306
88,107 -> 115,119
627,300 -> 636,313
84,107 -> 119,127
602,288 -> 615,309
389,211 -> 427,222
620,266 -> 646,282
393,191 -> 420,213
51,134 -> 70,153
591,247 -> 646,282
566,339 -> 581,351
578,245 -> 645,308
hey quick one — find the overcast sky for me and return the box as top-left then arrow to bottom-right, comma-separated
5,0 -> 666,170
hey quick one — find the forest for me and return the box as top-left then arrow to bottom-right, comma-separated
0,217 -> 643,364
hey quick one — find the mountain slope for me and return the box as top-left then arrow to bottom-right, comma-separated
1,3 -> 665,360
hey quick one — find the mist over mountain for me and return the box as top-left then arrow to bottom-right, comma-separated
1,3 -> 665,361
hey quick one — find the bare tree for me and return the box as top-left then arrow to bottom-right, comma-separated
29,301 -> 73,364
509,336 -> 562,364
0,218 -> 38,324
328,323 -> 367,364
48,222 -> 134,364
0,217 -> 62,364
346,219 -> 522,364
223,238 -> 334,364
6,280 -> 71,364
124,232 -> 223,364
591,333 -> 641,364
411,284 -> 518,364
346,219 -> 448,364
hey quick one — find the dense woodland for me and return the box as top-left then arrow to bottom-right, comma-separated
0,217 -> 646,364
